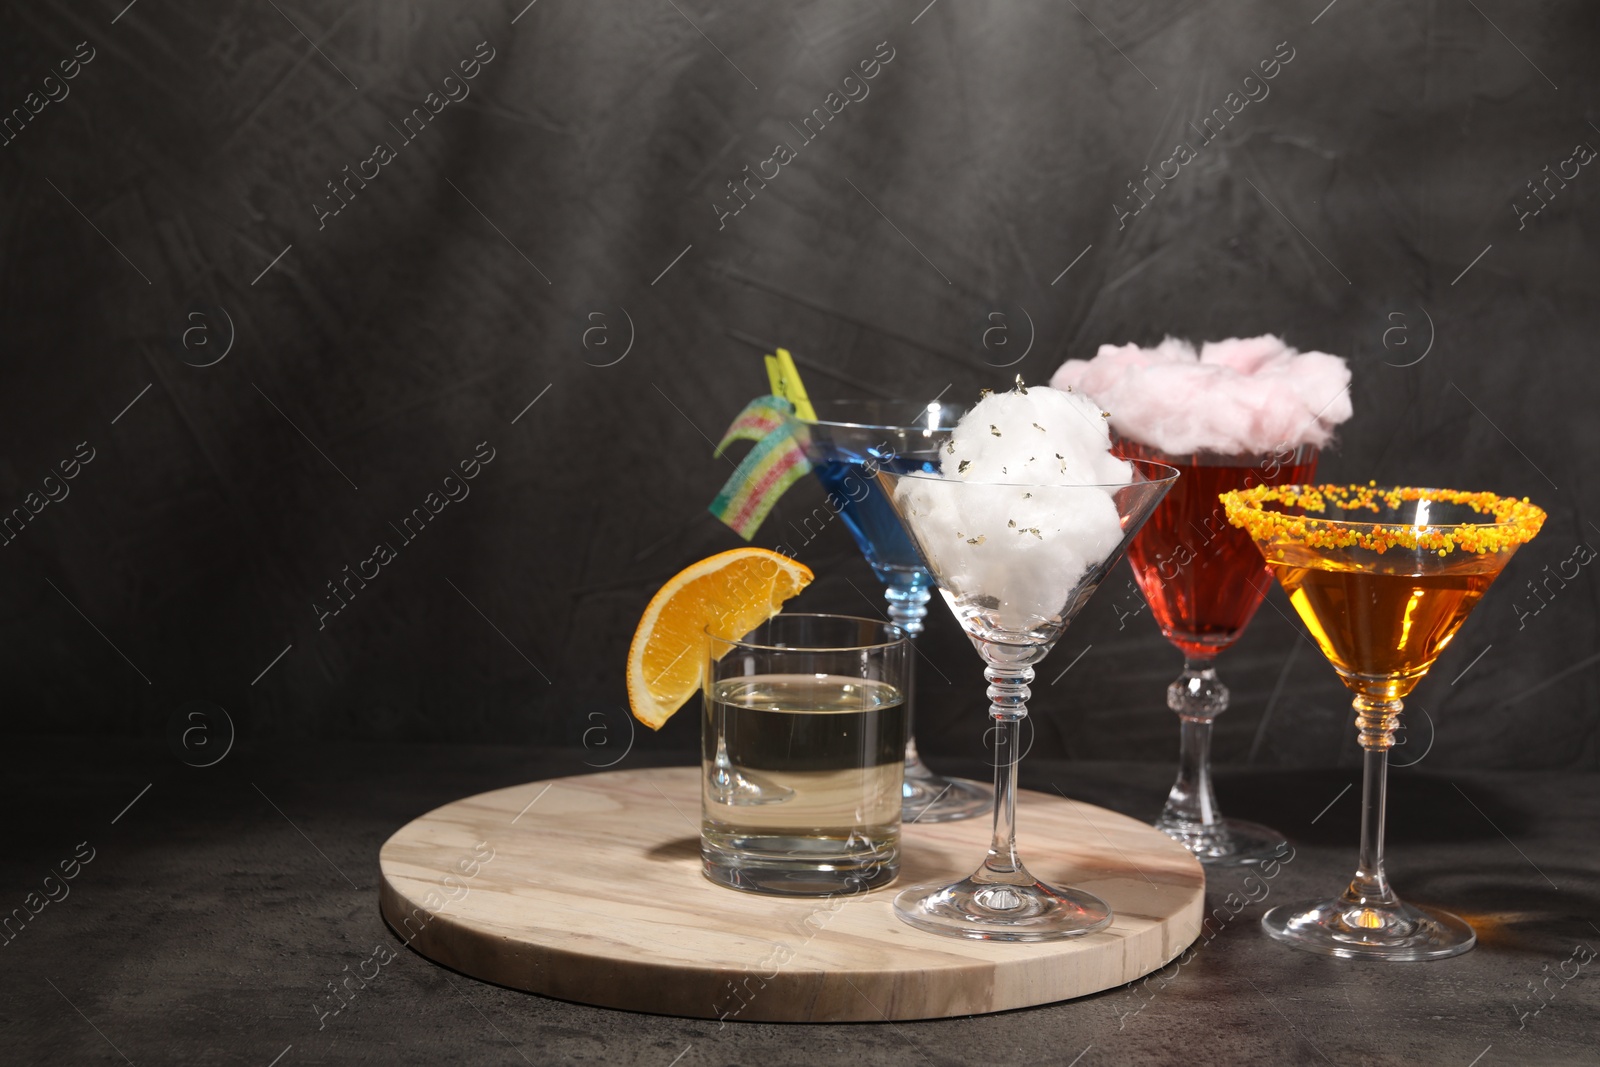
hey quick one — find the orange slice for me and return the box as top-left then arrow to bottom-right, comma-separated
627,548 -> 813,730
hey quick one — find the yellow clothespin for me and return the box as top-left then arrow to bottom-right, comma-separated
775,348 -> 816,421
764,353 -> 783,398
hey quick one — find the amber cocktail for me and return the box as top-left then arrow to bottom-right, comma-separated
1222,484 -> 1544,960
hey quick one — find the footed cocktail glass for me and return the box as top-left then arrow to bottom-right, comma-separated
1222,484 -> 1545,960
879,460 -> 1178,940
1116,437 -> 1319,865
789,400 -> 993,823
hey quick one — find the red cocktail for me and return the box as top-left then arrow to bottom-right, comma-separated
1116,437 -> 1318,864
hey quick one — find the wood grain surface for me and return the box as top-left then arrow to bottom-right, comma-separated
378,766 -> 1205,1021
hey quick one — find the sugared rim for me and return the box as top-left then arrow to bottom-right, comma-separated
1219,483 -> 1546,555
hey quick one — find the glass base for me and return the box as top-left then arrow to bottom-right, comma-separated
1261,898 -> 1476,961
702,834 -> 898,896
893,875 -> 1113,942
903,769 -> 993,824
1153,815 -> 1287,867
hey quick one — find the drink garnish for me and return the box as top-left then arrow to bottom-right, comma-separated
707,349 -> 816,539
627,548 -> 813,729
1220,484 -> 1545,556
893,379 -> 1133,631
1053,334 -> 1352,456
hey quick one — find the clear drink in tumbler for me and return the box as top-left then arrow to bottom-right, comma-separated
701,614 -> 909,896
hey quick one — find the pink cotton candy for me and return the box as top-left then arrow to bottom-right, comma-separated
1050,335 -> 1352,456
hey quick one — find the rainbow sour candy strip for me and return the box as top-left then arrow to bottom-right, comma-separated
709,395 -> 812,540
712,394 -> 792,457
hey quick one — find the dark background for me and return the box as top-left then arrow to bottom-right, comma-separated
3,0 -> 1596,772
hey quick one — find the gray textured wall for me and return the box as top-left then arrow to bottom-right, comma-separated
2,1 -> 1595,770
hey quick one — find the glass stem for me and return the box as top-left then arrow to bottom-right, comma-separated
980,663 -> 1033,881
1160,658 -> 1228,829
1342,695 -> 1402,910
884,580 -> 932,776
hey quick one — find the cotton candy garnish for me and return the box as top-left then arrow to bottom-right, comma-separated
1049,335 -> 1352,456
894,384 -> 1131,634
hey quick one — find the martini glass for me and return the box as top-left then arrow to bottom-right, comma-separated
1115,437 -> 1319,865
788,400 -> 993,823
879,460 -> 1178,940
1222,483 -> 1545,960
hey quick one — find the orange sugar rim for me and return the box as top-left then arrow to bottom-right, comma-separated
1218,483 -> 1547,556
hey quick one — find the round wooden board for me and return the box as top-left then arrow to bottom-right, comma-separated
378,766 -> 1204,1022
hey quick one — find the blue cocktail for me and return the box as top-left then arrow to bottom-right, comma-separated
813,459 -> 930,585
790,400 -> 992,823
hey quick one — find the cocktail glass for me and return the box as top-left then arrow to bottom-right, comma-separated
1222,484 -> 1545,960
788,400 -> 993,823
1115,437 -> 1319,865
878,460 -> 1178,940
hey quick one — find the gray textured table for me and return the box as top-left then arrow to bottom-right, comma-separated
4,740 -> 1596,1066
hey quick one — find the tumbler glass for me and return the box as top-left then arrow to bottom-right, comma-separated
701,614 -> 910,896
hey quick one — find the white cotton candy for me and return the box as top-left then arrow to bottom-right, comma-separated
1049,334 -> 1352,456
894,387 -> 1131,635
943,385 -> 1133,486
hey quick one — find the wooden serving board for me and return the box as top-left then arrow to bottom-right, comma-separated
378,767 -> 1204,1022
